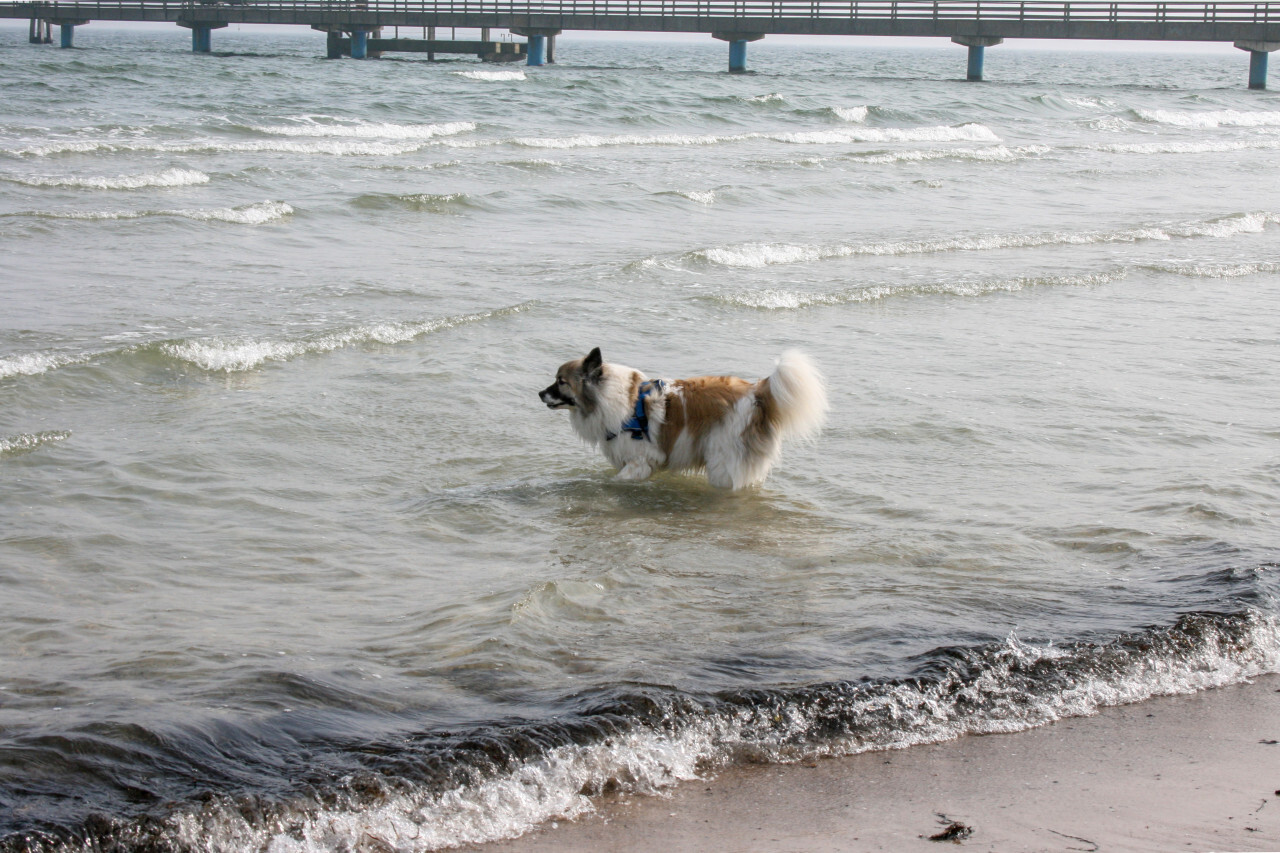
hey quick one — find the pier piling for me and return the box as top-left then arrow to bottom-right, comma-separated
712,32 -> 764,74
951,36 -> 1003,81
350,29 -> 368,59
1236,40 -> 1280,89
510,27 -> 560,67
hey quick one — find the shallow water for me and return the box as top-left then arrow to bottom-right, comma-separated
1,26 -> 1278,850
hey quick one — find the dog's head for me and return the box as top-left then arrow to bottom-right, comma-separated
539,347 -> 603,412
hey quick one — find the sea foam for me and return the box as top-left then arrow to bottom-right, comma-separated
6,168 -> 211,190
663,211 -> 1279,270
159,609 -> 1279,853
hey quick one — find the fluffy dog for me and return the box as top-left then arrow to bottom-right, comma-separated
539,348 -> 827,489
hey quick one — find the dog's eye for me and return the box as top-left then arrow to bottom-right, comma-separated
558,378 -> 567,385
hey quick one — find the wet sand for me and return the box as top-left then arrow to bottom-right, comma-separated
479,675 -> 1280,853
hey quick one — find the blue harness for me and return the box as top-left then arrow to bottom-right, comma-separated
607,379 -> 665,442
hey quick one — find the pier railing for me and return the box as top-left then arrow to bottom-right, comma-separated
3,0 -> 1278,23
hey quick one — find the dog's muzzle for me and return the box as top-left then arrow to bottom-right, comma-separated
539,383 -> 575,410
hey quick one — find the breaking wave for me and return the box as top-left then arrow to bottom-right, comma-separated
0,306 -> 531,380
452,70 -> 526,81
5,607 -> 1277,852
0,430 -> 71,456
1133,108 -> 1280,128
3,168 -> 210,189
350,191 -> 484,214
713,271 -> 1126,309
1098,139 -> 1280,155
842,144 -> 1049,164
646,211 -> 1279,271
505,124 -> 998,150
4,200 -> 293,225
160,305 -> 530,372
249,120 -> 477,140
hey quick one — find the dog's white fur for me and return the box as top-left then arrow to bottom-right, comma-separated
539,349 -> 827,489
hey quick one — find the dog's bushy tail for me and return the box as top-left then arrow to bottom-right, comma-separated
761,349 -> 828,442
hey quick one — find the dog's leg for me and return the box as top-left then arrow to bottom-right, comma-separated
615,460 -> 653,481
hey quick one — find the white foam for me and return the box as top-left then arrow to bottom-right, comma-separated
453,70 -> 526,82
766,123 -> 1000,145
675,190 -> 715,205
162,305 -> 528,372
1134,108 -> 1280,128
251,120 -> 477,140
832,106 -> 869,123
0,351 -> 83,380
0,430 -> 71,455
8,139 -> 430,157
7,168 -> 211,190
719,272 -> 1125,309
505,124 -> 997,150
163,611 -> 1280,853
845,145 -> 1049,164
1153,260 -> 1280,278
14,201 -> 293,225
680,212 -> 1280,269
1100,139 -> 1280,155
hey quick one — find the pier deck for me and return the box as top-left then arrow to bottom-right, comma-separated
5,1 -> 1280,85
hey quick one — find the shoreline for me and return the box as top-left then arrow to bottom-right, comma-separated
478,674 -> 1280,853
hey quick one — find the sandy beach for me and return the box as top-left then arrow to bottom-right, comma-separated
479,675 -> 1280,853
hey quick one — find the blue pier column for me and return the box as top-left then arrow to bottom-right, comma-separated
526,35 -> 547,66
53,19 -> 88,48
510,27 -> 561,68
350,29 -> 368,59
712,32 -> 764,74
191,25 -> 213,53
1236,41 -> 1280,90
951,35 -> 1004,81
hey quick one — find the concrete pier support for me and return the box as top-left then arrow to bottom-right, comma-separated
191,25 -> 213,53
350,29 -> 368,59
952,35 -> 1003,81
326,30 -> 342,59
712,32 -> 764,73
510,27 -> 561,67
526,34 -> 547,65
29,16 -> 53,43
55,21 -> 89,48
1236,41 -> 1280,89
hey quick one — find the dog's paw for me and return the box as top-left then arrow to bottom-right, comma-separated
615,461 -> 653,481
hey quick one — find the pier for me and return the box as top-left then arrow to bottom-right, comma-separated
4,1 -> 1280,87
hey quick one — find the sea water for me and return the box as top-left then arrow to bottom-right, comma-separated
1,25 -> 1278,851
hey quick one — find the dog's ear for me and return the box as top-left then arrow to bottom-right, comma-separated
583,347 -> 603,380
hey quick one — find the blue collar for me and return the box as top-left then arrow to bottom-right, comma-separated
607,379 -> 665,441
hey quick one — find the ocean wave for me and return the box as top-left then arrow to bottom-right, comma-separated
4,201 -> 293,225
1149,260 -> 1280,278
831,105 -> 869,123
0,351 -> 86,380
7,608 -> 1276,852
3,168 -> 210,190
650,211 -> 1280,271
505,124 -> 998,150
350,192 -> 482,214
249,120 -> 477,140
160,304 -> 531,372
7,139 -> 430,157
842,144 -> 1049,165
0,430 -> 71,456
713,271 -> 1126,309
1133,108 -> 1280,128
1098,139 -> 1280,155
452,70 -> 526,82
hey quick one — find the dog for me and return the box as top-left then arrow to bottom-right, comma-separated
539,348 -> 827,489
